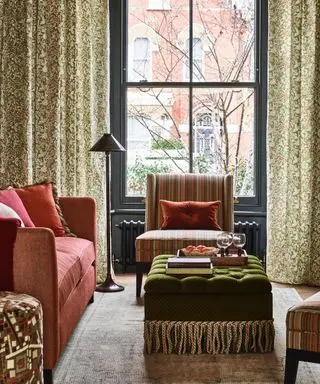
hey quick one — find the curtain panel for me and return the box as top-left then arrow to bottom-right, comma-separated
0,0 -> 109,282
267,0 -> 320,285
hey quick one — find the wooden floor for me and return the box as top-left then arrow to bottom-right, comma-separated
116,273 -> 319,300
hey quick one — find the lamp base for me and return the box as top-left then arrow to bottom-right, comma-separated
95,275 -> 124,293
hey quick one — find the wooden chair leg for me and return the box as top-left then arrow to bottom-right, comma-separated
284,348 -> 299,384
136,262 -> 152,297
136,267 -> 143,297
44,369 -> 53,384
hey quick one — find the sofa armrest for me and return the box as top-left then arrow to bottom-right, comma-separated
13,227 -> 59,368
59,196 -> 97,249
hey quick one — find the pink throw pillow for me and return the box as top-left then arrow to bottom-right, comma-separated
0,189 -> 35,227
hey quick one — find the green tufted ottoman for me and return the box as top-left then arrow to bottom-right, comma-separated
144,255 -> 274,354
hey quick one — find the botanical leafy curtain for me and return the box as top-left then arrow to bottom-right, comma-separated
0,0 -> 108,282
267,0 -> 320,285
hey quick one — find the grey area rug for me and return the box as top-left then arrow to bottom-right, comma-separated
54,281 -> 320,384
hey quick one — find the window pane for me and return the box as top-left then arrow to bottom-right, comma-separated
192,88 -> 255,197
193,0 -> 255,82
128,0 -> 189,82
126,87 -> 190,196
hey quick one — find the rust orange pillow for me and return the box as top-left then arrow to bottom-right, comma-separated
160,200 -> 222,230
14,183 -> 66,237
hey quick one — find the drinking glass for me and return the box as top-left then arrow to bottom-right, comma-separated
216,232 -> 233,257
233,233 -> 246,256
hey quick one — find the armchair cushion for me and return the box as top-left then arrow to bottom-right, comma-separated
286,291 -> 320,352
160,200 -> 221,230
136,229 -> 222,262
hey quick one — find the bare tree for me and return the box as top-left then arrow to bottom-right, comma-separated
127,0 -> 255,195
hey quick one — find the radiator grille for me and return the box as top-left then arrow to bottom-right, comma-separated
116,220 -> 262,271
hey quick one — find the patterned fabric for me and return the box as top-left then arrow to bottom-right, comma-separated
0,292 -> 43,383
146,173 -> 234,231
0,0 -> 109,282
138,173 -> 234,263
286,291 -> 320,352
144,319 -> 274,354
267,1 -> 320,285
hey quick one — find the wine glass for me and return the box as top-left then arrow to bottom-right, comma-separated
216,232 -> 233,257
233,233 -> 246,256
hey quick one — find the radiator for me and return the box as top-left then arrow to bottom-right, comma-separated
116,220 -> 262,271
234,220 -> 261,258
116,220 -> 145,271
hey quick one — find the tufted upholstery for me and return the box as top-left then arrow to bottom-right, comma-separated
284,291 -> 320,383
146,254 -> 270,294
144,254 -> 273,321
135,173 -> 234,296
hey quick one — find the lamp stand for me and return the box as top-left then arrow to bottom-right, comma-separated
96,152 -> 124,292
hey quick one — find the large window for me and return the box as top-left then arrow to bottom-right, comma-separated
110,0 -> 267,210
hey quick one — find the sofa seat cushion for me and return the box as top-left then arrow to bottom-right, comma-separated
136,229 -> 221,262
56,237 -> 95,308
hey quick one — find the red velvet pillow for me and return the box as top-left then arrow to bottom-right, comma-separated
160,200 -> 222,230
0,189 -> 35,227
14,183 -> 66,237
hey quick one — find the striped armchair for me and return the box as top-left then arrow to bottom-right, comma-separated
135,173 -> 234,297
285,291 -> 320,383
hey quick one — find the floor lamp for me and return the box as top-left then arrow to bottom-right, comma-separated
90,133 -> 125,292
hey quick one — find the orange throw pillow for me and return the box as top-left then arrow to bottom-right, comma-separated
14,183 -> 66,237
160,200 -> 222,230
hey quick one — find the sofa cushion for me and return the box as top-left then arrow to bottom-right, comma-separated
0,189 -> 35,227
56,237 -> 95,308
14,183 -> 66,237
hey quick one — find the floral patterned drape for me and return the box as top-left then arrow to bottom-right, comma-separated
0,0 -> 108,281
267,0 -> 320,285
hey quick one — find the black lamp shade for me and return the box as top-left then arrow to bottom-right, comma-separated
90,133 -> 125,153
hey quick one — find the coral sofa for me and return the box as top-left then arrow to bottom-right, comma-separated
12,196 -> 96,383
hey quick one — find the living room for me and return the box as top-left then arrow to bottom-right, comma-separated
0,0 -> 319,383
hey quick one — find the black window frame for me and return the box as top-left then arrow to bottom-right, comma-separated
110,0 -> 267,215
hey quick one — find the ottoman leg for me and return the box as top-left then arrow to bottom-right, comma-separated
284,349 -> 299,384
44,369 -> 53,384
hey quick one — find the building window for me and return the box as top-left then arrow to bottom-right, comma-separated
132,37 -> 151,81
184,38 -> 204,81
148,0 -> 171,10
110,0 -> 267,210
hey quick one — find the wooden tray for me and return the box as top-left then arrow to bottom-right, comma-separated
177,248 -> 216,257
211,250 -> 248,266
